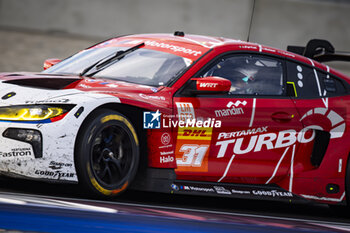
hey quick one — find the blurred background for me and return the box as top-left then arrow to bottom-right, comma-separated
0,0 -> 349,75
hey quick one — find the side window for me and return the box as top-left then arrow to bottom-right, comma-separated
286,61 -> 319,98
201,55 -> 284,95
287,61 -> 347,98
318,72 -> 347,97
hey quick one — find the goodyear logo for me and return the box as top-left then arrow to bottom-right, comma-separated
177,127 -> 212,140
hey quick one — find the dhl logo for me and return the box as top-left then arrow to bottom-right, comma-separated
177,127 -> 212,140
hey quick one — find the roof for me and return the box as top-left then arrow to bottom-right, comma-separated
90,33 -> 349,80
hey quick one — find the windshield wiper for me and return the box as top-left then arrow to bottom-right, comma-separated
79,42 -> 145,77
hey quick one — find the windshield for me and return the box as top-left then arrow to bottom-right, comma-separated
42,46 -> 191,86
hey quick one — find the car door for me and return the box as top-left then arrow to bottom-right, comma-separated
173,54 -> 304,185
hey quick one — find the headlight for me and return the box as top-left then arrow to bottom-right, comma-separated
0,105 -> 74,122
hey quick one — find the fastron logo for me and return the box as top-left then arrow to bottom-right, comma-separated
143,110 -> 161,129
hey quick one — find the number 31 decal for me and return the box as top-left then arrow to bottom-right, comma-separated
177,144 -> 209,167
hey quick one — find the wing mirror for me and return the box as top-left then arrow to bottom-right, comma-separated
43,58 -> 61,70
190,76 -> 231,94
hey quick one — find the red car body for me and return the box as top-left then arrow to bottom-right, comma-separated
1,33 -> 350,205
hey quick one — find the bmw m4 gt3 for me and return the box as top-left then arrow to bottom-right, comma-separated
0,32 -> 350,207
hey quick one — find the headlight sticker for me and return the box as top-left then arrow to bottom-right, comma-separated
0,105 -> 73,123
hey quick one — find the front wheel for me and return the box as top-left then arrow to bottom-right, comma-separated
75,109 -> 139,198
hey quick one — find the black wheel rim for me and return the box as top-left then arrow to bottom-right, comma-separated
90,124 -> 134,188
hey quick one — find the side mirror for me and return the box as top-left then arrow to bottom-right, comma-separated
191,76 -> 231,94
43,58 -> 61,70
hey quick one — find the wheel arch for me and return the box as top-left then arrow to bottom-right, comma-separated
74,102 -> 149,183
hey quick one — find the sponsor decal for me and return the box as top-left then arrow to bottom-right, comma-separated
175,102 -> 215,172
0,148 -> 32,158
106,84 -> 118,88
166,103 -> 221,128
126,40 -> 203,57
176,124 -> 213,171
177,144 -> 209,167
239,45 -> 258,50
231,189 -> 251,195
177,127 -> 212,140
182,186 -> 215,193
277,50 -> 295,58
173,182 -> 297,200
159,144 -> 173,149
252,190 -> 293,197
171,184 -> 179,191
214,186 -> 231,195
263,48 -> 276,53
215,106 -> 346,159
151,87 -> 158,93
215,101 -> 246,117
35,170 -> 75,178
161,133 -> 171,145
160,151 -> 174,156
199,82 -> 218,88
160,155 -> 174,163
48,161 -> 73,170
215,128 -> 313,158
176,102 -> 195,121
78,84 -> 92,88
139,93 -> 165,101
25,99 -> 70,104
218,126 -> 268,140
228,100 -> 247,107
143,110 -> 161,129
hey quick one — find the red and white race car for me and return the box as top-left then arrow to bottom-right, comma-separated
0,32 -> 349,206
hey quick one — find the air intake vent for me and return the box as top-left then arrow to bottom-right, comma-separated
4,78 -> 81,90
310,130 -> 330,167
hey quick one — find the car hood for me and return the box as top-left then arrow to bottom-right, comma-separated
0,72 -> 171,110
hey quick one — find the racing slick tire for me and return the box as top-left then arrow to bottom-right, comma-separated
75,109 -> 139,198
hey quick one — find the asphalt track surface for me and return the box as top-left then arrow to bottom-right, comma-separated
0,177 -> 349,232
